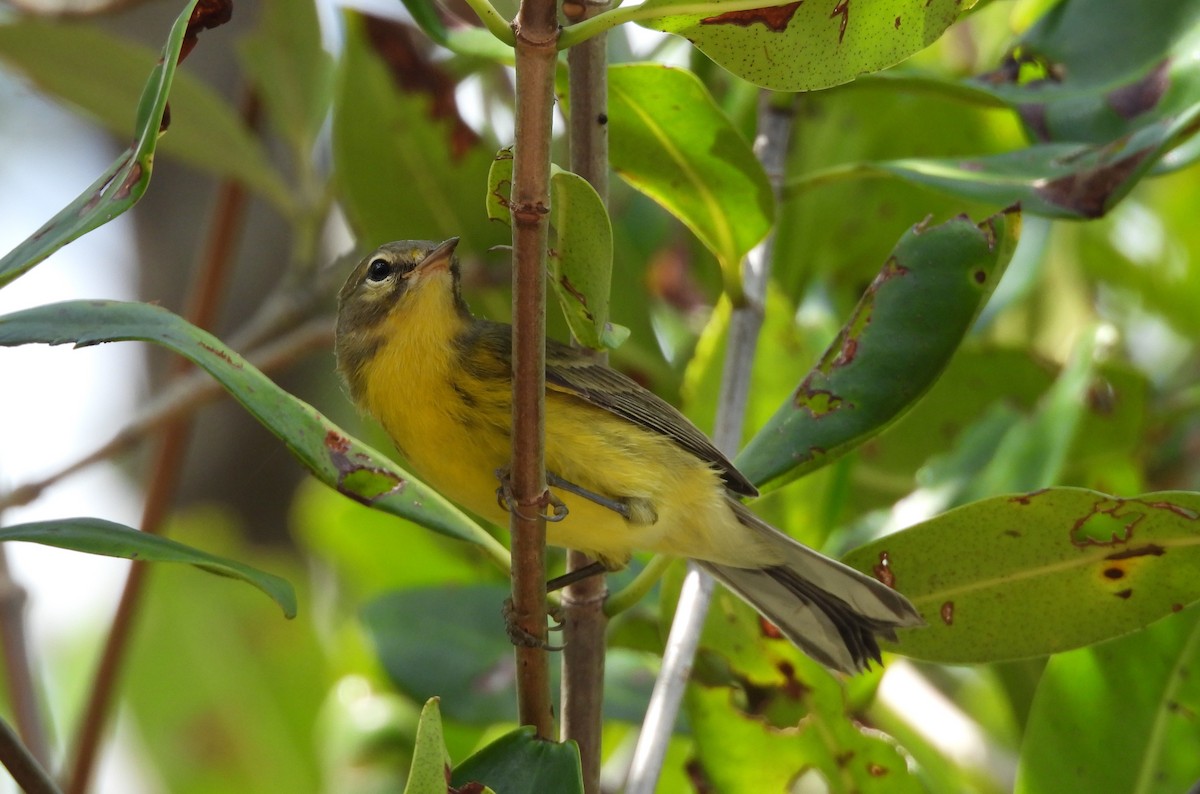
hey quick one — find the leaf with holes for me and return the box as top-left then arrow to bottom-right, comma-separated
635,0 -> 965,91
735,207 -> 1021,491
843,488 -> 1200,664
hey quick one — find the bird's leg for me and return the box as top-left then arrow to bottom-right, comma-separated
546,472 -> 659,524
494,467 -> 569,523
546,560 -> 608,593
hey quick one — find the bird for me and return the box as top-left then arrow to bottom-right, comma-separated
334,237 -> 924,673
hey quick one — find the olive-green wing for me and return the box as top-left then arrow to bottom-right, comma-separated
544,337 -> 758,498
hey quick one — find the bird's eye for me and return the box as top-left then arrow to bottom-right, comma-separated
366,258 -> 392,282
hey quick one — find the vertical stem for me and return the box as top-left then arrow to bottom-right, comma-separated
65,90 -> 258,794
624,91 -> 797,794
510,0 -> 559,739
560,3 -> 610,787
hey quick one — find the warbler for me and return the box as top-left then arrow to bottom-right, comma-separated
334,238 -> 923,673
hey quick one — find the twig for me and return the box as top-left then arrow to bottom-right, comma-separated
64,89 -> 259,794
0,547 -> 50,768
0,716 -> 61,794
509,0 -> 559,739
624,91 -> 797,794
559,2 -> 611,788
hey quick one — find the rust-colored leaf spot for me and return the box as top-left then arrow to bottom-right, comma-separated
940,600 -> 954,625
793,378 -> 846,417
114,162 -> 145,201
830,0 -> 850,44
324,430 -> 351,454
198,340 -> 238,367
180,0 -> 233,65
1070,497 -> 1146,547
1102,567 -> 1125,580
1104,543 -> 1166,561
1035,149 -> 1150,219
1108,59 -> 1171,121
775,660 -> 811,700
868,763 -> 889,777
450,780 -> 487,794
759,617 -> 785,639
700,1 -> 803,32
1010,488 -> 1049,505
873,551 -> 895,587
1144,500 -> 1200,520
1114,588 -> 1133,599
894,16 -> 901,28
973,269 -> 988,284
1173,603 -> 1184,612
835,750 -> 856,769
1004,529 -> 1022,537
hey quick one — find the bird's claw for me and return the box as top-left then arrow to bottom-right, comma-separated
494,468 -> 569,522
502,598 -> 565,651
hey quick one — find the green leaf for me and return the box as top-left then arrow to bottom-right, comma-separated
238,0 -> 334,156
0,517 -> 295,618
403,699 -> 451,794
735,208 -> 1021,491
0,0 -> 208,288
1015,603 -> 1200,794
362,585 -> 659,725
608,64 -> 773,288
687,678 -> 921,794
450,727 -> 583,794
635,0 -> 965,91
973,0 -> 1200,148
0,300 -> 504,556
485,150 -> 624,349
842,488 -> 1200,664
548,166 -> 622,349
332,13 -> 506,253
0,16 -> 291,217
791,101 -> 1200,219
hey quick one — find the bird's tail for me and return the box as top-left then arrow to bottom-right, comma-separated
698,499 -> 924,674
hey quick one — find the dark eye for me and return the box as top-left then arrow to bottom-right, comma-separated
366,258 -> 392,282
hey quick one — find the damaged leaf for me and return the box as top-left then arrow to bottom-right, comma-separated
736,207 -> 1021,491
843,488 -> 1200,663
0,301 -> 498,551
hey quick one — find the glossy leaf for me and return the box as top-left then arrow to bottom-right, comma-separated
450,727 -> 583,794
0,518 -> 295,618
0,15 -> 290,217
362,585 -> 658,725
791,101 -> 1200,219
843,488 -> 1200,664
735,207 -> 1021,491
974,0 -> 1200,149
633,0 -> 963,91
608,64 -> 773,288
404,699 -> 451,794
486,150 -> 623,349
0,0 -> 212,288
0,300 -> 503,554
1015,603 -> 1200,794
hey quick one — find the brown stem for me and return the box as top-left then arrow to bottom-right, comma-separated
560,2 -> 610,789
0,549 -> 50,768
509,0 -> 559,740
0,716 -> 61,794
64,89 -> 258,794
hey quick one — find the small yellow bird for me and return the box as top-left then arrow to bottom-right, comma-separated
335,238 -> 923,673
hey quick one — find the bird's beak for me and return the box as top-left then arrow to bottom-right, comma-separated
415,237 -> 460,275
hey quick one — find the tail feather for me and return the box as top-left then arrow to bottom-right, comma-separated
700,500 -> 924,674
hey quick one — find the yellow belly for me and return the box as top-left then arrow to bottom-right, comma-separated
358,308 -> 774,569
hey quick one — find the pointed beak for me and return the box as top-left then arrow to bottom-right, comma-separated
415,237 -> 460,275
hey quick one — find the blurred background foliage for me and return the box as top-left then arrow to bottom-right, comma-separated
1,0 -> 1200,791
